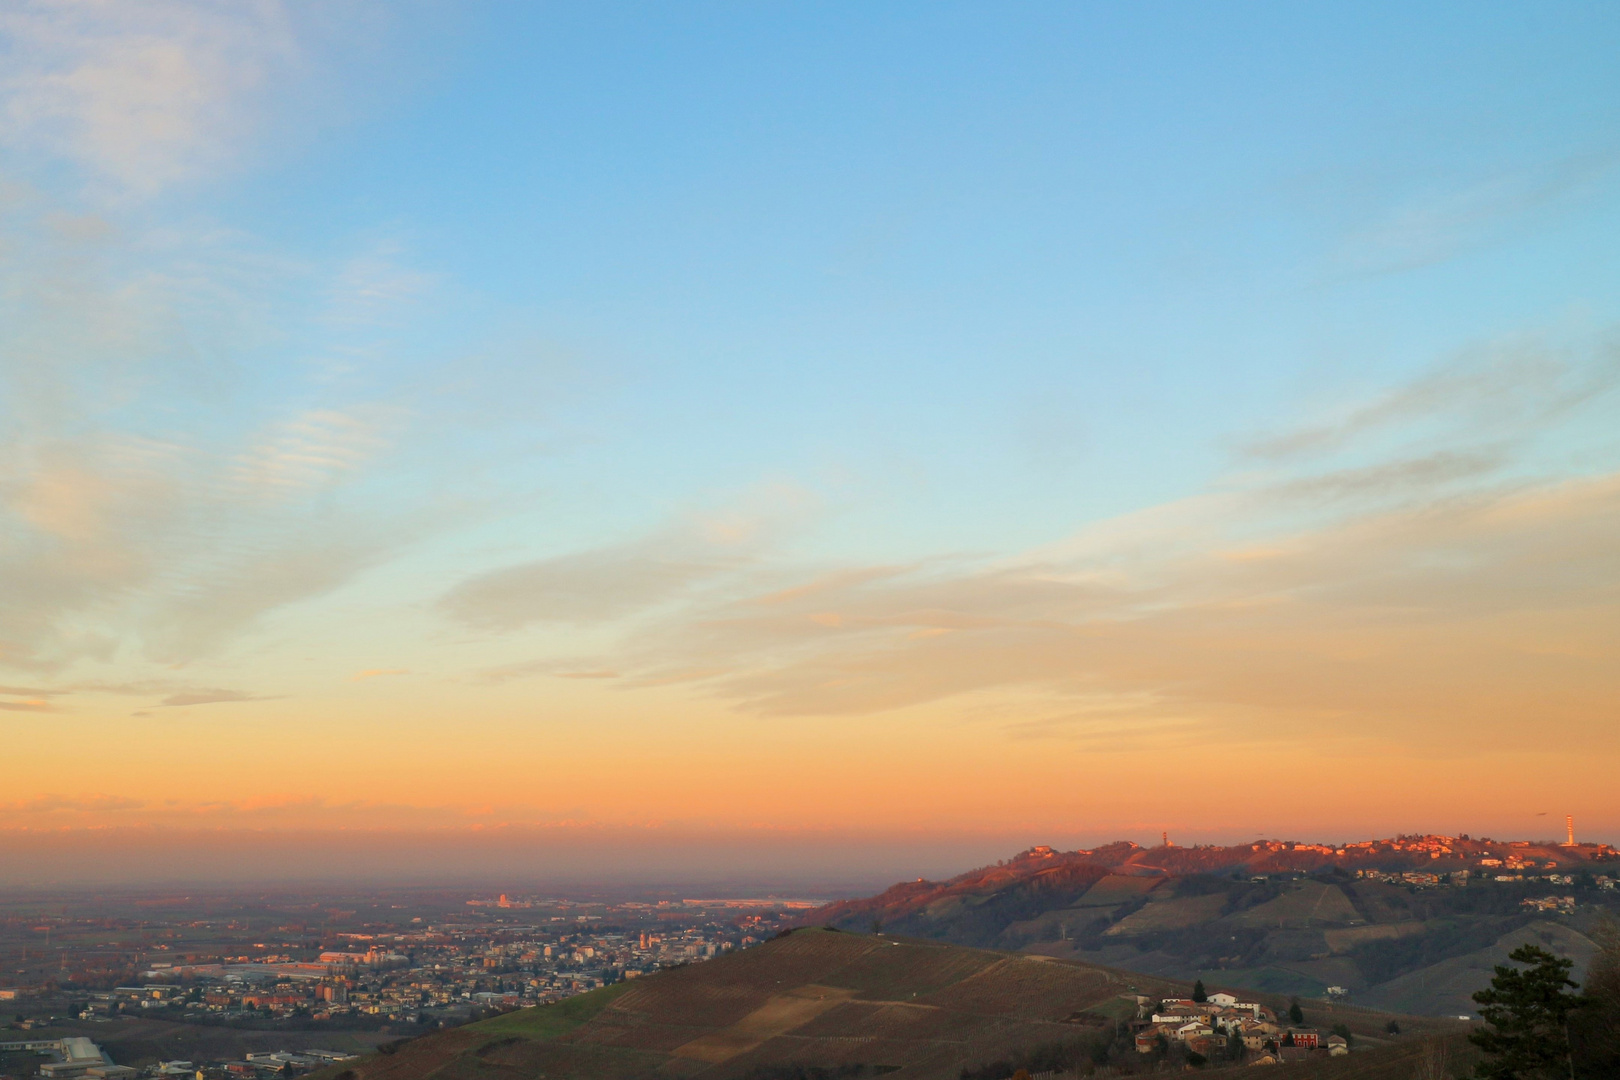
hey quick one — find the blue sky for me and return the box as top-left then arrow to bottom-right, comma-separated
224,0 -> 1620,555
3,2 -> 1620,870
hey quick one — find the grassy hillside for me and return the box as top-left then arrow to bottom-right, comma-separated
1201,1033 -> 1480,1080
1357,920 -> 1599,1017
814,842 -> 1620,1016
307,929 -> 1464,1080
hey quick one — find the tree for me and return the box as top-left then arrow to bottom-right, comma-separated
1570,915 -> 1620,1076
1414,1036 -> 1451,1080
1386,1019 -> 1401,1035
1191,979 -> 1207,1003
1470,944 -> 1585,1080
1331,1022 -> 1353,1046
1287,999 -> 1304,1025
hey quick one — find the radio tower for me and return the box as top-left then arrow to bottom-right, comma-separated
1565,815 -> 1575,847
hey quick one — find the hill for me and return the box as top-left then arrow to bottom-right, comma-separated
308,929 -> 1466,1080
810,837 -> 1620,1015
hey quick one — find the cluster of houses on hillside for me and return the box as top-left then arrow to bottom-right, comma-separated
1522,895 -> 1577,913
1132,994 -> 1350,1065
1355,865 -> 1616,897
1353,869 -> 1463,887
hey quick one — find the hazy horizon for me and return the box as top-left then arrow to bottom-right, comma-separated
2,820 -> 1610,890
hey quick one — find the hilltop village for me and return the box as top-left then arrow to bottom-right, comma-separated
820,831 -> 1620,931
813,832 -> 1620,1020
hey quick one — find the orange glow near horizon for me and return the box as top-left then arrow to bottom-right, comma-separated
4,6 -> 1620,887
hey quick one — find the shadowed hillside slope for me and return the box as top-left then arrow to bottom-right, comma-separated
810,840 -> 1619,1015
317,929 -> 1171,1080
309,929 -> 1464,1080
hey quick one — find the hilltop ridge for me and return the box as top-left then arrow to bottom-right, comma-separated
813,834 -> 1615,927
808,835 -> 1618,1015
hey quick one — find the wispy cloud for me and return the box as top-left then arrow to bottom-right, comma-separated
443,542 -> 729,631
0,0 -> 301,195
441,485 -> 817,632
0,164 -> 443,675
1332,151 -> 1620,277
666,471 -> 1620,736
3,794 -> 146,814
350,668 -> 408,681
0,794 -> 620,832
228,407 -> 402,495
475,659 -> 619,685
444,338 -> 1620,756
325,245 -> 440,328
0,697 -> 56,712
156,688 -> 268,708
0,413 -> 417,670
1240,338 -> 1618,462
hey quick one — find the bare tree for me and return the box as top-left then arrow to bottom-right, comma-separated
1412,1035 -> 1449,1080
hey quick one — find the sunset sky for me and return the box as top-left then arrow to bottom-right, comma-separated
3,2 -> 1619,886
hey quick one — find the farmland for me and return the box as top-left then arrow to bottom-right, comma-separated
304,928 -> 1464,1080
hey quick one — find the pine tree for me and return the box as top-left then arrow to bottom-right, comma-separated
1191,979 -> 1207,1003
1570,916 -> 1620,1076
1470,944 -> 1586,1080
1287,999 -> 1304,1025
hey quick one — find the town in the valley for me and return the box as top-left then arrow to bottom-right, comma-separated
0,891 -> 816,1080
3,833 -> 1617,1079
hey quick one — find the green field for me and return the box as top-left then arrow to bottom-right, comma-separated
1104,893 -> 1227,935
468,980 -> 634,1040
1225,882 -> 1362,929
1073,875 -> 1167,907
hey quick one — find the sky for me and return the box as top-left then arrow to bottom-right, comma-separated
2,1 -> 1619,887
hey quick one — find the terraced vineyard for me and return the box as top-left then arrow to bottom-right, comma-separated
309,929 -> 1170,1080
310,929 -> 1464,1080
814,840 -> 1620,1015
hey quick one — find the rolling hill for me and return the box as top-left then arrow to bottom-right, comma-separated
311,929 -> 1467,1080
810,838 -> 1619,1015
